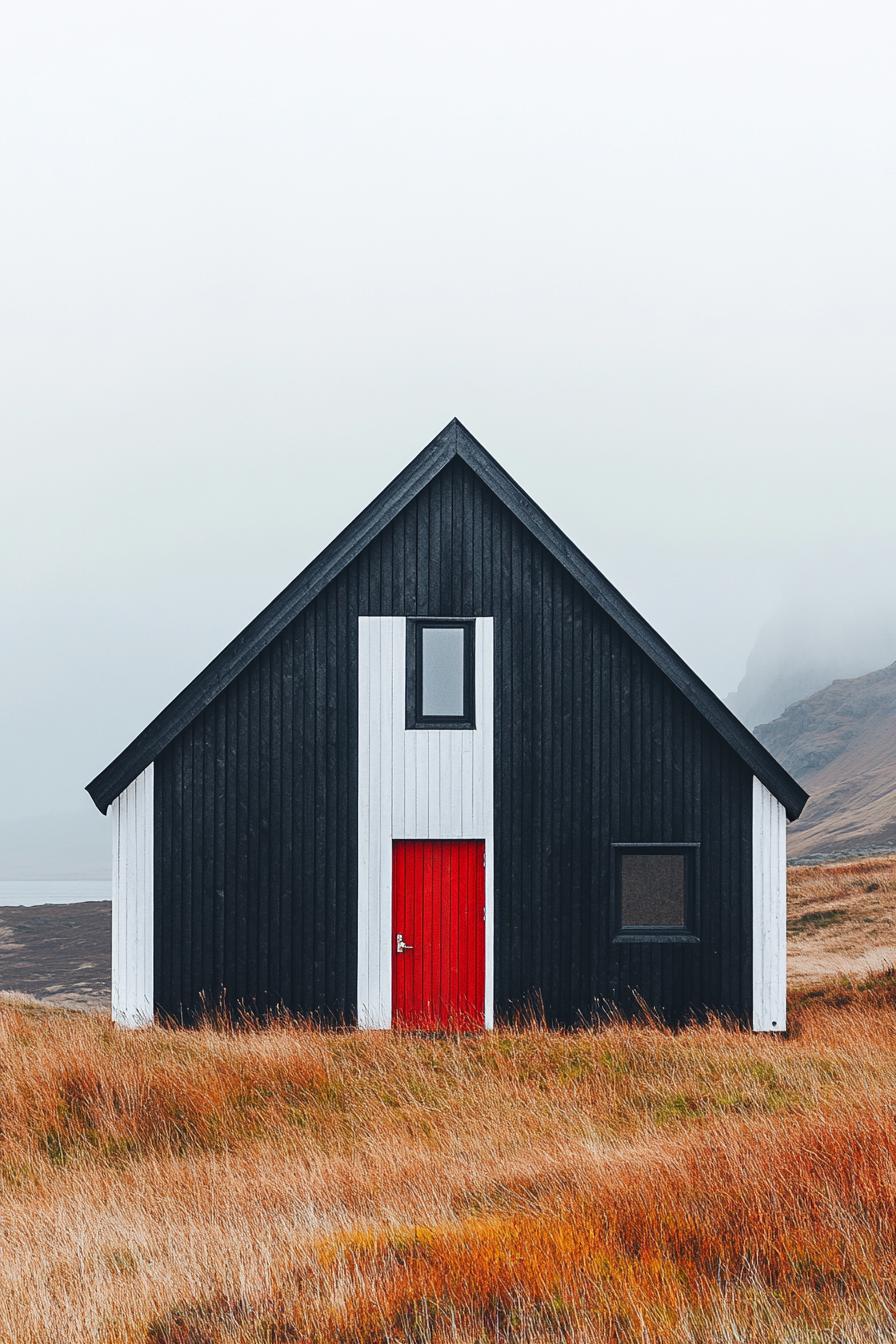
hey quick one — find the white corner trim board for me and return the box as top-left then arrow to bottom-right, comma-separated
357,616 -> 495,1030
110,763 -> 154,1027
752,775 -> 787,1032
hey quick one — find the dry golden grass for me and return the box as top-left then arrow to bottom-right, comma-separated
1,967 -> 895,1343
788,853 -> 896,980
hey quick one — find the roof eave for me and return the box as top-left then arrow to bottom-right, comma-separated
451,421 -> 808,821
85,420 -> 459,812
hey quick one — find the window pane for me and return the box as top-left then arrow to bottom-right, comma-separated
620,853 -> 686,927
421,626 -> 466,717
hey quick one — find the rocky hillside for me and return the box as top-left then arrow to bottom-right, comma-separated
756,661 -> 896,859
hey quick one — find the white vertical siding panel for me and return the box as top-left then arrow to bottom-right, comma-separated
110,763 -> 153,1028
452,736 -> 464,835
368,618 -> 384,1025
142,768 -> 153,1022
114,774 -> 125,1026
400,623 -> 415,842
369,618 -> 381,1025
765,786 -> 773,1027
132,778 -> 140,1019
378,622 -> 394,1027
776,788 -> 787,1025
126,779 -> 138,1018
116,787 -> 126,1024
480,618 -> 495,1028
428,732 -> 440,837
125,779 -> 133,1021
111,795 -> 120,1016
755,785 -> 764,1027
391,620 -> 406,837
119,785 -> 129,1020
356,619 -> 372,1026
480,617 -> 495,837
471,626 -> 484,832
403,715 -> 416,841
437,735 -> 447,833
111,794 -> 120,1021
358,615 -> 495,1029
415,734 -> 429,836
144,765 -> 154,1025
461,728 -> 474,837
440,735 -> 455,834
752,775 -> 787,1032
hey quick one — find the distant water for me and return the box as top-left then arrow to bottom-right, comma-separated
0,880 -> 111,907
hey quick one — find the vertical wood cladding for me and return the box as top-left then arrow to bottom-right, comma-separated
154,458 -> 753,1025
111,764 -> 154,1027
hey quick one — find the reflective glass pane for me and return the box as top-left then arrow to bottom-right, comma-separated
421,626 -> 466,717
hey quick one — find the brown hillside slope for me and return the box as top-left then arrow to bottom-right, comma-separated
756,661 -> 896,859
788,854 -> 896,981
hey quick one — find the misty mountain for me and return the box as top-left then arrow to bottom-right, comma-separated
727,599 -> 896,730
755,661 -> 896,860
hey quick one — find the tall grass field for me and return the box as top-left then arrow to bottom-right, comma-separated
1,866 -> 895,1341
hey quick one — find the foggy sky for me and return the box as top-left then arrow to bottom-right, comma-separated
3,1 -> 896,868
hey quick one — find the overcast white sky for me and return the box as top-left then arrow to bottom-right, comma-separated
2,1 -> 896,861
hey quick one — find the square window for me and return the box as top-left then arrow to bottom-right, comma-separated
612,844 -> 699,942
406,620 -> 475,729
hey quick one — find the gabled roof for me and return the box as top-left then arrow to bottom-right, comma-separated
86,419 -> 808,819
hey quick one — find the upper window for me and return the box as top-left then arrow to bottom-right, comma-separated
612,844 -> 699,942
407,620 -> 475,728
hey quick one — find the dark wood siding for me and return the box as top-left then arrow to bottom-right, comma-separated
154,457 -> 753,1025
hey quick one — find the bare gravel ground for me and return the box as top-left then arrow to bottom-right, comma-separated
0,901 -> 110,1011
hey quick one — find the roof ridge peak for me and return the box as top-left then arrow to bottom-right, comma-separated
86,421 -> 807,820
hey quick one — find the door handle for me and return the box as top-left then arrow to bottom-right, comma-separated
396,933 -> 413,954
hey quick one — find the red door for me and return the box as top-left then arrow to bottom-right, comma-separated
392,840 -> 485,1029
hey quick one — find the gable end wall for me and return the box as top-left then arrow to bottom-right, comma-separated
151,458 -> 756,1025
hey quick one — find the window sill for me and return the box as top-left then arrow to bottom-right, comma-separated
406,719 -> 476,731
613,932 -> 700,945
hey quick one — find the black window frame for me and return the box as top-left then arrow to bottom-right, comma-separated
406,618 -> 476,730
611,842 -> 700,944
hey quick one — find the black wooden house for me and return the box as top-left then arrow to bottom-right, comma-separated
87,421 -> 806,1030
